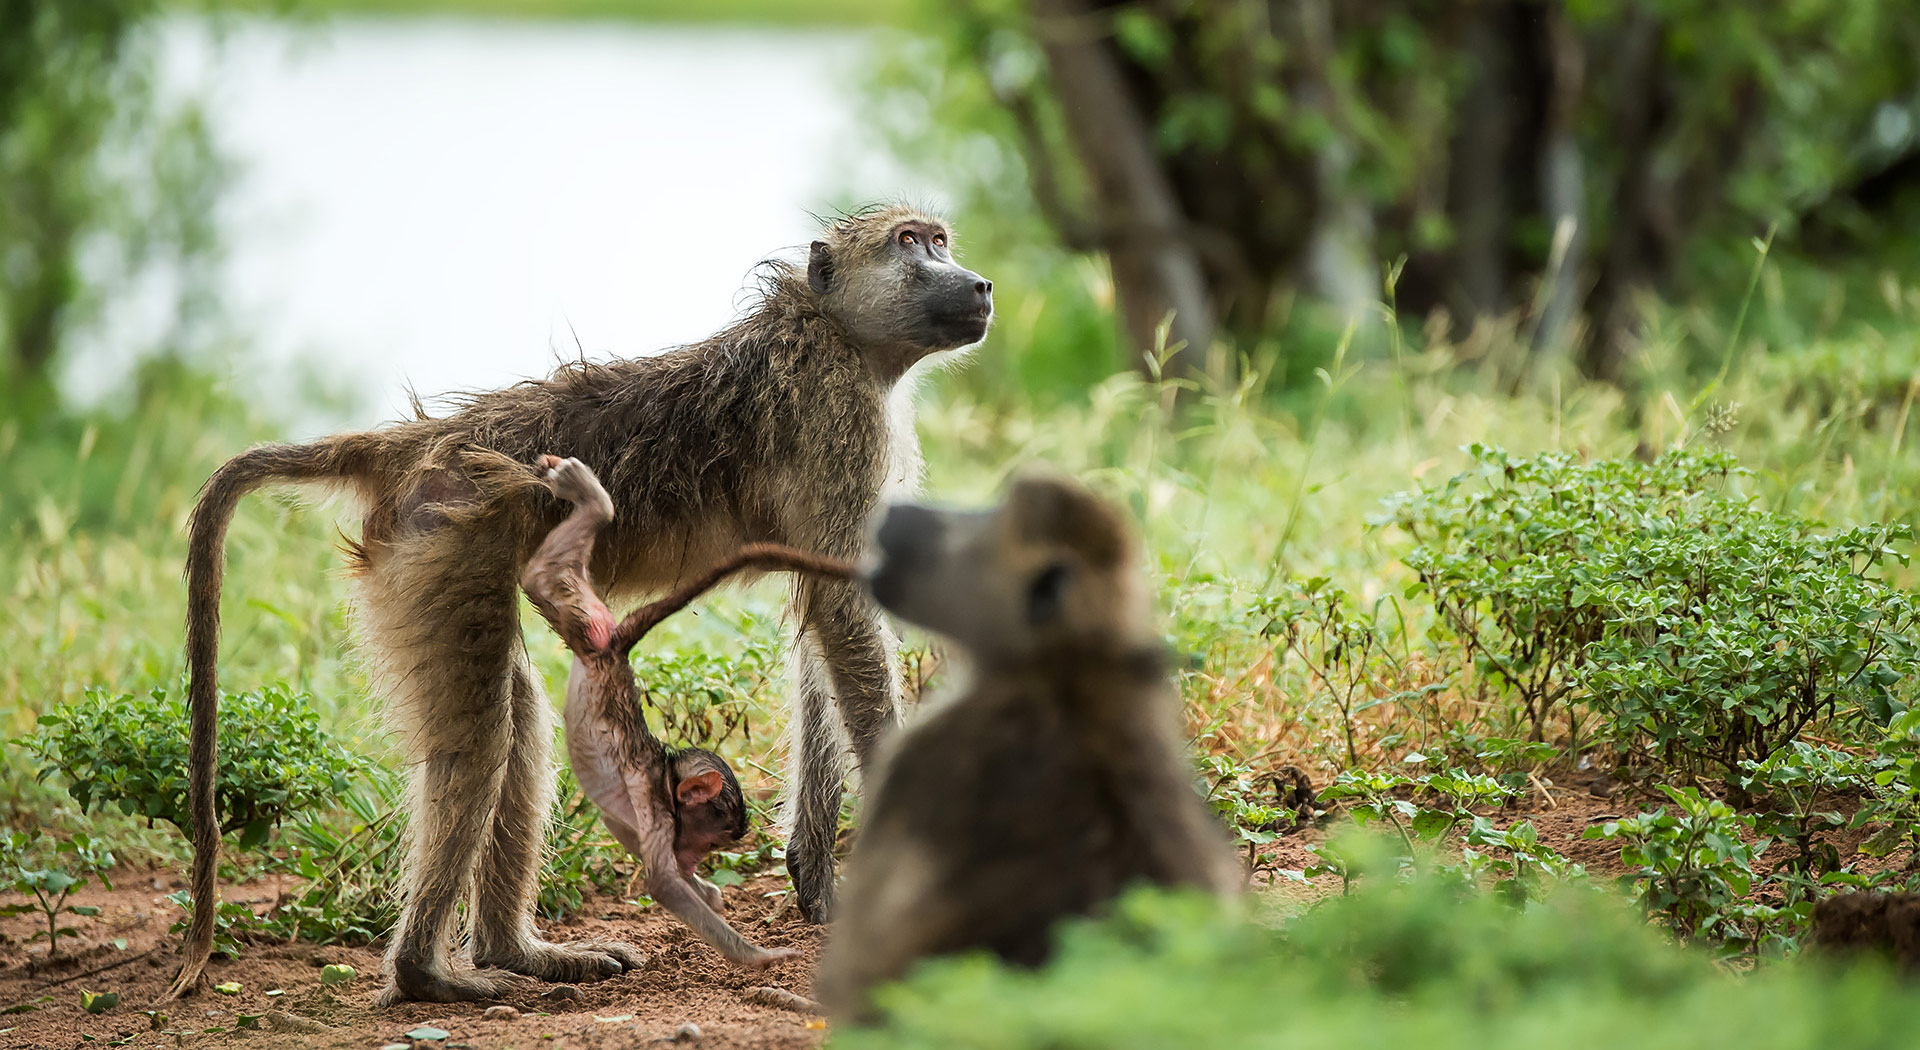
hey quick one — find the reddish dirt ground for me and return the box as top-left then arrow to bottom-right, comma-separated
0,873 -> 828,1050
1,774 -> 1892,1050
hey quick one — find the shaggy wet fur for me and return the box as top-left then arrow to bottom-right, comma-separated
170,205 -> 990,1004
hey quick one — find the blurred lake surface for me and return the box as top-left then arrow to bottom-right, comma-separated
109,17 -> 917,433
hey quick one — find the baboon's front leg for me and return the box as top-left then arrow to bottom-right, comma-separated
785,580 -> 901,923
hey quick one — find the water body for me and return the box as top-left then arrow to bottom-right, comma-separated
129,17 -> 927,433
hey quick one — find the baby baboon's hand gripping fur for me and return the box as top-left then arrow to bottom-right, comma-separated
523,455 -> 854,967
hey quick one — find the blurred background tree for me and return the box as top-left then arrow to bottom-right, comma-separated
885,0 -> 1920,383
0,1 -> 229,407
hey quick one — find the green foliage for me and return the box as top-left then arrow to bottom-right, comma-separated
19,684 -> 369,851
1584,785 -> 1783,950
635,634 -> 782,753
0,830 -> 115,958
263,768 -> 405,945
1741,742 -> 1873,894
1384,443 -> 1920,775
838,874 -> 1920,1050
0,1 -> 229,389
1582,514 -> 1918,780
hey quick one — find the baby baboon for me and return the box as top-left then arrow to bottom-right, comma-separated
170,205 -> 991,1004
523,454 -> 853,965
814,474 -> 1240,1020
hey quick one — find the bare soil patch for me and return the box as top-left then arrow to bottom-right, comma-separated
0,874 -> 826,1050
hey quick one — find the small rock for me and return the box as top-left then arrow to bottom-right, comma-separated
540,984 -> 583,1002
483,1005 -> 520,1022
673,1021 -> 702,1043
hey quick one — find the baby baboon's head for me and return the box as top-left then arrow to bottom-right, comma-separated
866,473 -> 1149,663
667,747 -> 748,878
805,205 -> 993,377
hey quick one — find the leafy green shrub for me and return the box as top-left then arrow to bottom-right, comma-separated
262,768 -> 405,945
1582,516 -> 1919,779
1584,786 -> 1785,951
18,684 -> 369,851
634,637 -> 781,752
0,830 -> 114,959
836,871 -> 1920,1050
1383,444 -> 1920,775
1379,444 -> 1730,741
1741,742 -> 1874,895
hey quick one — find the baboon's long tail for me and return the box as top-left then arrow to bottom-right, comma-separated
164,438 -> 375,1001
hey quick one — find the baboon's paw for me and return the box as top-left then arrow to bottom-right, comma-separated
378,964 -> 532,1007
478,939 -> 645,982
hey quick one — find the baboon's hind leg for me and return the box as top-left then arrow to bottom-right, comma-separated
471,654 -> 645,979
364,534 -> 532,1007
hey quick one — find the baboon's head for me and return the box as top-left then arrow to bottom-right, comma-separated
806,205 -> 993,377
667,747 -> 748,879
865,473 -> 1150,663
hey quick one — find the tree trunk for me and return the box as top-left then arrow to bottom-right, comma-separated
1029,0 -> 1219,380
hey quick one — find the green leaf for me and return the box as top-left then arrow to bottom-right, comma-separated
80,990 -> 119,1014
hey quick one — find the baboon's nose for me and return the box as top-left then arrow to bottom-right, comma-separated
974,279 -> 993,313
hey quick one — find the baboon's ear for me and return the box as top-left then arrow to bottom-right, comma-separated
807,240 -> 834,295
1008,475 -> 1129,567
676,769 -> 725,807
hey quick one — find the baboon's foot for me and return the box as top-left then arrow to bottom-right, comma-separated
538,456 -> 610,510
377,961 -> 533,1007
786,853 -> 836,924
474,938 -> 645,982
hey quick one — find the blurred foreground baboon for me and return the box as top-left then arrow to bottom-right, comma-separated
815,474 -> 1240,1020
170,206 -> 992,1004
522,454 -> 854,965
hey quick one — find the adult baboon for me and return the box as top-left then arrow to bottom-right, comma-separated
169,205 -> 991,1004
523,454 -> 855,966
814,474 -> 1240,1020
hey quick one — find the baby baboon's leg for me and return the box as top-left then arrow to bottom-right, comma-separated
785,581 -> 901,922
363,532 -> 528,1006
470,655 -> 645,980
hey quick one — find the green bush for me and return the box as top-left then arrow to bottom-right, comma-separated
17,683 -> 368,851
1382,444 -> 1920,774
836,873 -> 1920,1050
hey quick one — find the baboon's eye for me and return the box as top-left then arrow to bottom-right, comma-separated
899,230 -> 918,246
932,233 -> 947,248
1026,562 -> 1072,626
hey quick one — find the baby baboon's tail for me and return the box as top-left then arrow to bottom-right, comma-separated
165,436 -> 376,1001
